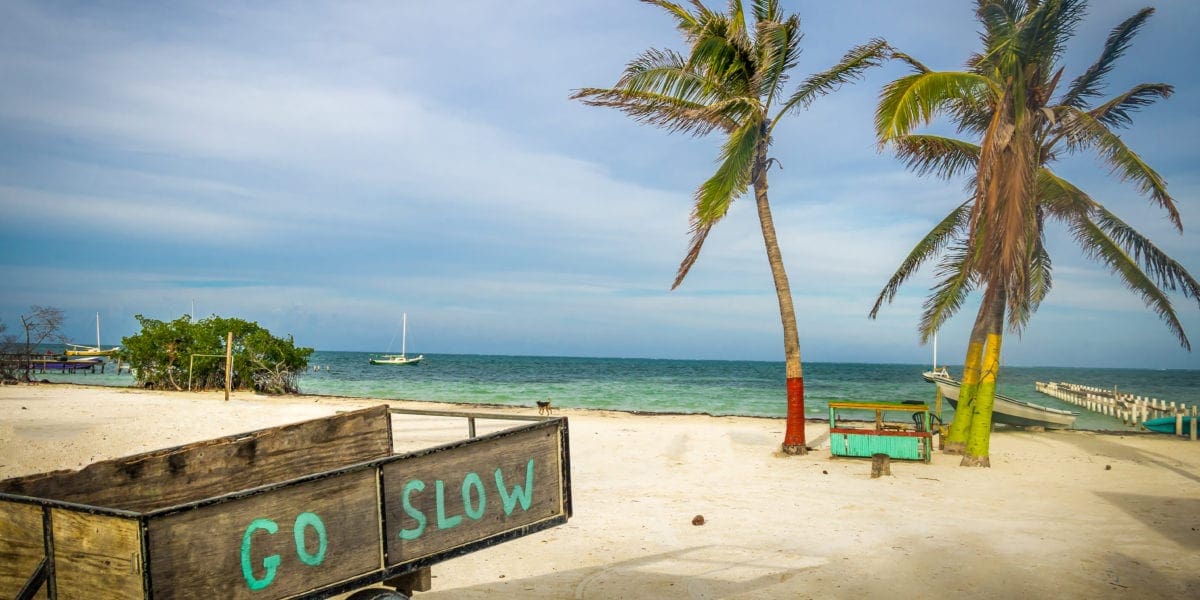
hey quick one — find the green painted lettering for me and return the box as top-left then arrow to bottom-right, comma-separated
436,479 -> 463,530
495,459 -> 535,516
293,512 -> 327,566
240,518 -> 280,591
399,479 -> 426,541
462,472 -> 486,520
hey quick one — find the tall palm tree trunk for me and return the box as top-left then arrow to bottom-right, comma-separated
962,288 -> 1006,467
943,299 -> 990,454
752,150 -> 806,455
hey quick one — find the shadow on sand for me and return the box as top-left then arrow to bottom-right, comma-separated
1052,432 -> 1200,485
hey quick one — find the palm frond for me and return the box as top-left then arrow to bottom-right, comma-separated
714,0 -> 754,62
1043,66 -> 1065,104
1036,167 -> 1093,220
571,47 -> 745,136
1061,7 -> 1154,109
690,29 -> 754,95
951,94 -> 995,138
869,201 -> 971,319
673,222 -> 715,290
973,0 -> 1020,73
889,49 -> 931,74
875,71 -> 994,143
774,39 -> 888,127
1058,106 -> 1181,231
1018,0 -> 1085,67
571,86 -> 731,136
641,0 -> 704,40
1069,215 -> 1192,350
695,95 -> 760,131
1092,206 -> 1200,304
1027,232 -> 1053,320
1039,167 -> 1200,323
1089,83 -> 1172,129
620,48 -> 731,104
672,116 -> 763,288
892,134 -> 981,180
726,0 -> 747,35
755,15 -> 801,106
1009,218 -> 1052,331
919,241 -> 977,343
750,0 -> 780,23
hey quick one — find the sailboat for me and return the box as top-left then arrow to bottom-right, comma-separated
921,334 -> 1077,429
65,313 -> 121,357
369,313 -> 424,366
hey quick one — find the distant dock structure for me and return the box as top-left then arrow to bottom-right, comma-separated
1035,381 -> 1197,428
0,354 -> 116,376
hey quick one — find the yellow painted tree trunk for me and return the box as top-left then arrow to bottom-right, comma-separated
943,298 -> 990,454
962,291 -> 1006,467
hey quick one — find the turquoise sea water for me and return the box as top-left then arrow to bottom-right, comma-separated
33,351 -> 1200,431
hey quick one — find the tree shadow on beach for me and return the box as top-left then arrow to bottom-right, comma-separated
415,533 -> 1168,599
419,544 -> 827,599
1097,549 -> 1200,597
1050,433 -> 1200,485
1093,492 -> 1200,550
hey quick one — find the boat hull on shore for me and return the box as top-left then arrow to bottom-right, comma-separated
1143,415 -> 1195,434
924,369 -> 1078,429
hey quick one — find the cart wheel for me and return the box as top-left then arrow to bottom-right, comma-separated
344,588 -> 410,600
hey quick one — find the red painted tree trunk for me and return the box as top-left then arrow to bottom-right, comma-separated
782,376 -> 806,450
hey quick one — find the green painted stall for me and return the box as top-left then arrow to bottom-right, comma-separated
828,401 -> 933,463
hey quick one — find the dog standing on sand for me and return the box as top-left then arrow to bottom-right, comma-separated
537,399 -> 554,415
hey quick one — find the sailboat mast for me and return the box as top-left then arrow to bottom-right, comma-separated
402,313 -> 407,356
932,332 -> 938,370
96,312 -> 101,349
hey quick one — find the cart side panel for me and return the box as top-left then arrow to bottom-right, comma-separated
51,509 -> 145,600
147,467 -> 381,600
0,405 -> 392,513
0,500 -> 47,599
383,422 -> 565,566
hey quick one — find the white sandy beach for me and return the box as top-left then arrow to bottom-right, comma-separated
2,383 -> 1198,598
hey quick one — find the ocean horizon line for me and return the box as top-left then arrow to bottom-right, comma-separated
318,350 -> 1200,373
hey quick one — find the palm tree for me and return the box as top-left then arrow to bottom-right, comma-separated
572,0 -> 887,454
872,1 -> 1199,466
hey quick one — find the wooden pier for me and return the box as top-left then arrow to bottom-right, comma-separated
1036,381 -> 1197,436
0,354 -> 112,376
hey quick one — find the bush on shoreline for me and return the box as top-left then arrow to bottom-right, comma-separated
121,315 -> 313,394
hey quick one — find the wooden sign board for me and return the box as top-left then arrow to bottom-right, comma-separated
146,468 -> 381,600
382,423 -> 567,567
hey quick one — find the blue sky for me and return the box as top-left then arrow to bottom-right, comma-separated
1,1 -> 1197,369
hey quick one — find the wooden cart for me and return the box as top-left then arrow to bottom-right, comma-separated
828,400 -> 933,463
0,405 -> 572,599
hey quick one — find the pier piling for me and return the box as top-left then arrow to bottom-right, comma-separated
1034,381 -> 1195,438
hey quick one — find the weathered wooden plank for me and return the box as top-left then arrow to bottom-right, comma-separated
51,509 -> 145,600
147,467 -> 381,600
382,422 -> 564,566
0,500 -> 47,599
0,405 -> 392,512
